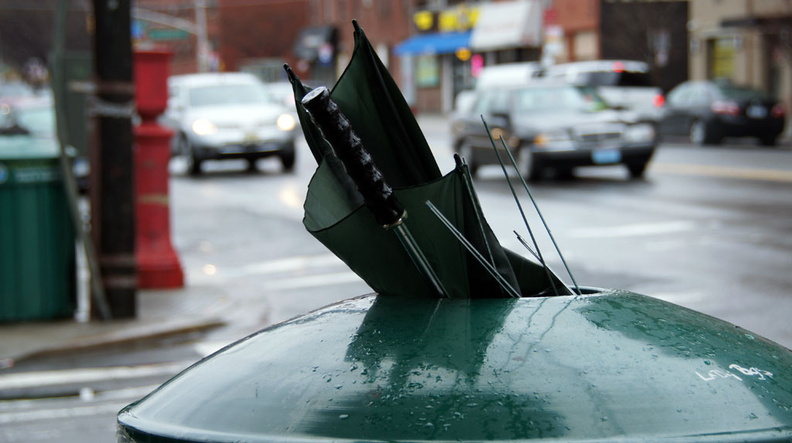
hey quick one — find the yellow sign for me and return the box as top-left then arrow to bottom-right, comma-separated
414,6 -> 479,33
439,6 -> 479,32
414,11 -> 434,31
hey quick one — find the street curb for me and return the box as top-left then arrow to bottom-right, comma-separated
3,317 -> 227,367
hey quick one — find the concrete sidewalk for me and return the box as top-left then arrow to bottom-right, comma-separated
0,284 -> 230,369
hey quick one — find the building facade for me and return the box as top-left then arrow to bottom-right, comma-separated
295,0 -> 418,87
395,0 -> 547,113
688,0 -> 792,115
134,0 -> 223,74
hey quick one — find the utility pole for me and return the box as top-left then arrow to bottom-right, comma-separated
91,0 -> 137,318
195,0 -> 210,72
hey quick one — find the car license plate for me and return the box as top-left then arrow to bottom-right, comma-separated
747,105 -> 767,119
592,148 -> 621,164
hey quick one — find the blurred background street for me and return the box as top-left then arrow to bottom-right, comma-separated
3,114 -> 792,441
2,0 -> 792,441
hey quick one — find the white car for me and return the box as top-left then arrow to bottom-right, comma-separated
162,72 -> 298,175
540,60 -> 665,123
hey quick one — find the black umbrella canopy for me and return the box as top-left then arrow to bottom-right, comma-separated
287,21 -> 566,299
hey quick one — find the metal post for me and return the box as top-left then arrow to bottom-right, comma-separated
91,0 -> 138,318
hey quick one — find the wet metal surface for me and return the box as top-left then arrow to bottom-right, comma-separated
119,292 -> 792,442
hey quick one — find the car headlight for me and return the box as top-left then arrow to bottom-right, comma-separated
276,113 -> 297,131
624,123 -> 655,143
191,118 -> 217,136
534,130 -> 574,150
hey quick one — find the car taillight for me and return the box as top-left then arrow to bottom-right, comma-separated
711,100 -> 741,116
653,94 -> 665,108
771,103 -> 785,118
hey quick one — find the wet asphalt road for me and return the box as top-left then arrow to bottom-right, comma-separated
1,117 -> 791,441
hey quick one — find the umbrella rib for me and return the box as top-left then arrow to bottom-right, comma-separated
480,117 -> 562,297
513,230 -> 541,261
426,201 -> 521,298
458,155 -> 499,276
488,121 -> 583,296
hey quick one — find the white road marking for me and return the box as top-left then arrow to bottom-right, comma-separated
0,401 -> 126,424
0,362 -> 187,391
0,385 -> 163,424
653,163 -> 792,183
263,271 -> 363,291
193,341 -> 232,357
189,254 -> 351,284
568,221 -> 697,239
234,254 -> 344,276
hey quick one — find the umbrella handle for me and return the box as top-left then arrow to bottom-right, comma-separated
301,86 -> 404,227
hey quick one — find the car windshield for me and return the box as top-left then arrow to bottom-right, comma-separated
513,86 -> 608,113
188,83 -> 275,107
578,71 -> 654,87
719,85 -> 772,101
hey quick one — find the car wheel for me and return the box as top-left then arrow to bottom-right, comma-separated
184,142 -> 202,176
626,161 -> 648,179
689,119 -> 721,146
759,134 -> 778,147
517,146 -> 541,182
177,134 -> 191,156
458,141 -> 479,177
555,167 -> 575,181
280,150 -> 296,172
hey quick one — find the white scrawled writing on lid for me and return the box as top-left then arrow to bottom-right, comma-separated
696,364 -> 773,382
696,369 -> 743,381
728,364 -> 773,381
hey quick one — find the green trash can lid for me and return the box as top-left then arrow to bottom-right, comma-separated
0,136 -> 60,160
0,98 -> 60,160
118,290 -> 792,442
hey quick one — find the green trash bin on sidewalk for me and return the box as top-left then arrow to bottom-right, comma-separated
0,107 -> 76,322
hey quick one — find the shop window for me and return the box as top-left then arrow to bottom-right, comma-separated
417,55 -> 440,88
707,37 -> 736,80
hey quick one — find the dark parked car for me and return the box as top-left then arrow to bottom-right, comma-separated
659,80 -> 786,146
451,82 -> 657,180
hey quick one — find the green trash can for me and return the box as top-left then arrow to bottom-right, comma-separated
118,291 -> 792,441
0,114 -> 76,322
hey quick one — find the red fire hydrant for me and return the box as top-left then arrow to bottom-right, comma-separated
133,49 -> 184,288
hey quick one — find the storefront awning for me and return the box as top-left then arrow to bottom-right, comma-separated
722,15 -> 792,29
470,1 -> 542,51
394,31 -> 472,56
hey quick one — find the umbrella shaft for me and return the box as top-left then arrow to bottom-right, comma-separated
393,224 -> 448,298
